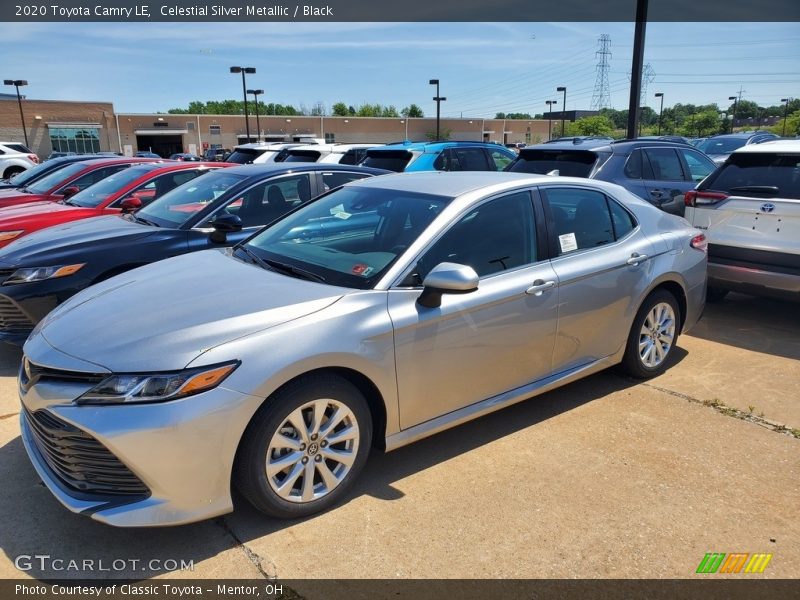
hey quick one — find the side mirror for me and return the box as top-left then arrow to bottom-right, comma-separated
417,262 -> 479,308
61,186 -> 80,199
119,197 -> 142,213
209,213 -> 242,243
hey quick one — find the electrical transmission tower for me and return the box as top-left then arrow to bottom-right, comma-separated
639,63 -> 656,106
590,34 -> 612,110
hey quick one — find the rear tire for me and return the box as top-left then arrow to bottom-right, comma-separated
234,374 -> 372,519
3,166 -> 24,179
620,290 -> 681,379
706,287 -> 729,303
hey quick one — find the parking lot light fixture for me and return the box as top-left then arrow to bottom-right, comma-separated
247,89 -> 264,142
430,79 -> 446,141
556,86 -> 567,136
781,98 -> 790,136
655,92 -> 664,135
4,79 -> 29,147
728,95 -> 738,133
546,100 -> 558,141
230,66 -> 256,141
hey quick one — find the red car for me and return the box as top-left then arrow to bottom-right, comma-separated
0,162 -> 230,248
0,157 -> 160,210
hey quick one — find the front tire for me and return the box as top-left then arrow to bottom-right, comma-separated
234,374 -> 372,519
620,290 -> 680,379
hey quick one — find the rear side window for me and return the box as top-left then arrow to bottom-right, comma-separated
433,147 -> 490,171
489,150 -> 513,171
679,148 -> 716,182
543,188 -> 636,255
701,152 -> 800,200
508,150 -> 598,177
361,150 -> 412,173
643,148 -> 685,181
322,171 -> 372,191
225,148 -> 265,164
6,144 -> 31,153
624,150 -> 644,179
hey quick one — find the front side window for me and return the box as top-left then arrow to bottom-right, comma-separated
26,161 -> 92,194
244,187 -> 451,289
643,148 -> 685,181
112,169 -> 208,208
413,191 -> 536,281
206,174 -> 313,228
68,166 -> 153,207
64,165 -> 131,192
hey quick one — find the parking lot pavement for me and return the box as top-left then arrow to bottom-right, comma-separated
0,295 -> 797,582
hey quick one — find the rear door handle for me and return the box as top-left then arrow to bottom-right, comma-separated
650,189 -> 664,198
626,253 -> 649,266
526,279 -> 557,296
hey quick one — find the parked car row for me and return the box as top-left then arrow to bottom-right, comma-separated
8,131 -> 796,529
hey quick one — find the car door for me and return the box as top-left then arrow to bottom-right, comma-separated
189,172 -> 315,250
388,189 -> 559,429
541,185 -> 656,371
641,147 -> 691,214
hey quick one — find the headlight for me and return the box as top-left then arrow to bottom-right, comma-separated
4,263 -> 85,285
76,361 -> 239,405
0,230 -> 24,242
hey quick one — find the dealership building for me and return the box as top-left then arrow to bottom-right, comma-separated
1,96 -> 554,158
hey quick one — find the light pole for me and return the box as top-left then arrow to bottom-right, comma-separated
556,86 -> 567,137
654,92 -> 664,135
429,79 -> 446,141
546,100 -> 558,141
230,66 -> 256,142
781,98 -> 790,136
247,89 -> 264,142
4,79 -> 29,147
728,95 -> 738,134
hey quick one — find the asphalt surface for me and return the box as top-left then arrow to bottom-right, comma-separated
0,293 -> 797,585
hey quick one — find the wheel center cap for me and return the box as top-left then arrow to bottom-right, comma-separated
307,442 -> 319,456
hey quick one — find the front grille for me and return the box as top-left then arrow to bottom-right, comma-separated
0,268 -> 15,283
0,294 -> 34,332
23,408 -> 150,497
19,357 -> 105,392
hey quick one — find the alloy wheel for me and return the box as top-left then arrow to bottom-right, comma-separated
638,302 -> 676,368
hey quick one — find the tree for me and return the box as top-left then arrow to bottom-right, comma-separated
331,102 -> 349,117
381,105 -> 399,118
401,104 -> 424,118
425,128 -> 452,141
310,101 -> 327,116
771,109 -> 800,136
564,115 -> 614,136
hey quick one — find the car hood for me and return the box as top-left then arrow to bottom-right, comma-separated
34,248 -> 348,372
0,215 -> 154,267
0,201 -> 101,228
0,188 -> 47,203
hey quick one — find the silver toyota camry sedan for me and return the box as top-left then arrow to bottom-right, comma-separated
19,172 -> 707,526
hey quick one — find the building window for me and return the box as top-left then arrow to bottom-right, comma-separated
324,133 -> 335,143
187,121 -> 195,131
209,125 -> 221,135
49,127 -> 101,153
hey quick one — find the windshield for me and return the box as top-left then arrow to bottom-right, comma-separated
701,152 -> 800,199
244,186 -> 451,289
360,150 -> 413,172
25,162 -> 90,194
284,150 -> 321,163
226,148 -> 271,164
696,137 -> 748,155
8,160 -> 68,186
68,166 -> 152,207
136,171 -> 247,228
508,150 -> 599,177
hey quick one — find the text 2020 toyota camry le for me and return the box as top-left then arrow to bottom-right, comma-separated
19,172 -> 706,526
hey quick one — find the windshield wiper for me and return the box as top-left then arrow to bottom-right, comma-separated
237,247 -> 326,283
728,185 -> 779,196
133,215 -> 160,227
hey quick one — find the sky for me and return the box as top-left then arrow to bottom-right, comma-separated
3,21 -> 798,117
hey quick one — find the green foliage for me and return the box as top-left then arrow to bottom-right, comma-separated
425,128 -> 452,141
167,100 -> 299,116
401,104 -> 424,118
770,109 -> 800,136
496,112 -> 532,120
331,102 -> 349,117
564,115 -> 614,136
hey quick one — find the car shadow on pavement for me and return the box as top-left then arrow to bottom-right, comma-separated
0,349 -> 687,580
0,343 -> 21,377
687,293 -> 800,360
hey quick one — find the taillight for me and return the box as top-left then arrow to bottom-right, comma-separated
684,190 -> 728,207
690,233 -> 708,253
27,154 -> 39,164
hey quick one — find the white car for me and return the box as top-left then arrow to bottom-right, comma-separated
684,140 -> 800,301
281,143 -> 383,165
225,142 -> 308,165
0,141 -> 39,179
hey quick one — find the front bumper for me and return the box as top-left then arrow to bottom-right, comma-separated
20,371 -> 265,527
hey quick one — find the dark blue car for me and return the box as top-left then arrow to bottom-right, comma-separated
0,163 -> 388,343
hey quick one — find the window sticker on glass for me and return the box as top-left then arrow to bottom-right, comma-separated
351,264 -> 373,276
330,203 -> 352,219
559,232 -> 578,253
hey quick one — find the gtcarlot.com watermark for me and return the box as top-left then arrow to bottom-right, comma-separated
15,554 -> 194,573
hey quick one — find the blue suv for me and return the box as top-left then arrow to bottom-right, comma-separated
359,141 -> 516,172
505,138 -> 718,215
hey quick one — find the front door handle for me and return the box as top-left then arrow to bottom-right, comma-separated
650,189 -> 664,198
626,253 -> 649,266
526,279 -> 556,296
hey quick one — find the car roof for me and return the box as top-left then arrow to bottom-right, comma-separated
65,157 -> 163,169
522,138 -> 693,154
346,170 -> 613,197
126,161 -> 227,174
370,141 -> 508,153
213,163 -> 390,177
289,143 -> 381,153
233,142 -> 306,151
706,131 -> 777,140
732,139 -> 800,153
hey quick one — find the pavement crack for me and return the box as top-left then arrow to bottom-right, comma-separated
638,380 -> 799,439
0,411 -> 19,420
214,516 -> 277,579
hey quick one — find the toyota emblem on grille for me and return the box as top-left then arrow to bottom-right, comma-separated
760,203 -> 776,213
